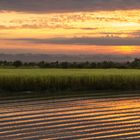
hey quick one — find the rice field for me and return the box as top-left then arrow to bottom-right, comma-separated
0,69 -> 140,93
0,92 -> 140,139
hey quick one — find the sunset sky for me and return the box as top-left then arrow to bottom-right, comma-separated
0,0 -> 140,55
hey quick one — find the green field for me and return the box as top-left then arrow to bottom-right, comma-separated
0,69 -> 140,93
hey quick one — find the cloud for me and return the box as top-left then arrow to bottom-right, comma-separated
0,0 -> 140,13
8,37 -> 140,46
131,30 -> 140,37
0,25 -> 42,29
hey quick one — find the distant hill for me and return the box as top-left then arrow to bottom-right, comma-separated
0,54 -> 138,62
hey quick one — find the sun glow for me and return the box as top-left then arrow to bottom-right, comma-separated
114,46 -> 138,54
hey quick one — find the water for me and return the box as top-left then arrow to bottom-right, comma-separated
0,92 -> 140,139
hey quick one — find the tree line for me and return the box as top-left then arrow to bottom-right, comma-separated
0,58 -> 140,68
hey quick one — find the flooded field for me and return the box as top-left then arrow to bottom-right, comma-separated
0,92 -> 140,139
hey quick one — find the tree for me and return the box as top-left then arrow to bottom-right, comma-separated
131,58 -> 140,68
13,61 -> 23,68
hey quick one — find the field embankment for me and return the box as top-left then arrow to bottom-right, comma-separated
0,69 -> 140,95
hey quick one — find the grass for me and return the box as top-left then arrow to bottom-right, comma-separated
0,69 -> 140,95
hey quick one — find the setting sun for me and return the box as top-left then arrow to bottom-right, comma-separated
115,46 -> 138,54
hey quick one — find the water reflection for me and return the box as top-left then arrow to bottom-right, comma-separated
0,92 -> 140,139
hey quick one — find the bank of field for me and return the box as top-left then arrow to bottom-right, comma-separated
0,69 -> 140,93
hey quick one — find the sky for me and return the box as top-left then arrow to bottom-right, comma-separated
0,0 -> 140,55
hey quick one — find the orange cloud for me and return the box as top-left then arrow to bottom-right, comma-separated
0,10 -> 140,54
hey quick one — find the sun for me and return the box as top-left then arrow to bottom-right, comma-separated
115,46 -> 137,54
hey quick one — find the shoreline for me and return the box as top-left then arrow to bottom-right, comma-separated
0,90 -> 140,99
